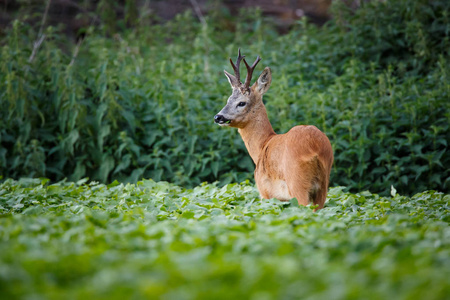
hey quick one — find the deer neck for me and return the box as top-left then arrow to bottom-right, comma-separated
238,104 -> 276,164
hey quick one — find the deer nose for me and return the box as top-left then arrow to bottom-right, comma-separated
214,114 -> 231,124
214,114 -> 224,123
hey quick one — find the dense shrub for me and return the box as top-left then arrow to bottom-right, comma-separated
0,0 -> 449,194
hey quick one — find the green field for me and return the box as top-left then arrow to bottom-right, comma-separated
1,0 -> 449,298
1,178 -> 449,299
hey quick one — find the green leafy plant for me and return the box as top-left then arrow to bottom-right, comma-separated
0,178 -> 449,299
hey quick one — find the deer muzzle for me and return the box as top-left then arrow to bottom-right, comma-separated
214,114 -> 231,125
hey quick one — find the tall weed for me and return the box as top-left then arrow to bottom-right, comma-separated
0,0 -> 448,194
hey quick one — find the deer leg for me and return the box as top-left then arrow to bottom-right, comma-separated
286,158 -> 326,208
293,189 -> 311,206
312,183 -> 328,211
286,174 -> 312,207
312,163 -> 329,210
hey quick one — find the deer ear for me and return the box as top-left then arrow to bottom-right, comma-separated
224,70 -> 239,88
254,67 -> 272,95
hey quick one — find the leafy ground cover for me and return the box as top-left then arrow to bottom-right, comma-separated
0,178 -> 449,299
0,0 -> 449,195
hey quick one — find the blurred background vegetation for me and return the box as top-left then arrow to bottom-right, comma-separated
0,0 -> 449,195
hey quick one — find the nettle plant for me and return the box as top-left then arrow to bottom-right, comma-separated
0,0 -> 448,194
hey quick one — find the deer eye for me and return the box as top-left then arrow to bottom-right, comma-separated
237,102 -> 246,107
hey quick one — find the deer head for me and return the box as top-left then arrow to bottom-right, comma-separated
214,49 -> 272,128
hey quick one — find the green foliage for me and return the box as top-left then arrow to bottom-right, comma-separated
0,178 -> 449,299
0,0 -> 449,194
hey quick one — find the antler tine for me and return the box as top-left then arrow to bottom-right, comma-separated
243,55 -> 261,90
229,48 -> 245,83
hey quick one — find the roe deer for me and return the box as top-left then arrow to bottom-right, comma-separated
214,49 -> 333,209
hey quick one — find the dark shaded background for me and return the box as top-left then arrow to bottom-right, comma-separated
0,0 -> 342,37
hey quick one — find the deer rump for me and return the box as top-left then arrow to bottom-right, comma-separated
254,125 -> 333,209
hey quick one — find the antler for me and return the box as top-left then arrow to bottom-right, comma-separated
243,55 -> 261,90
229,48 -> 245,84
228,49 -> 261,91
